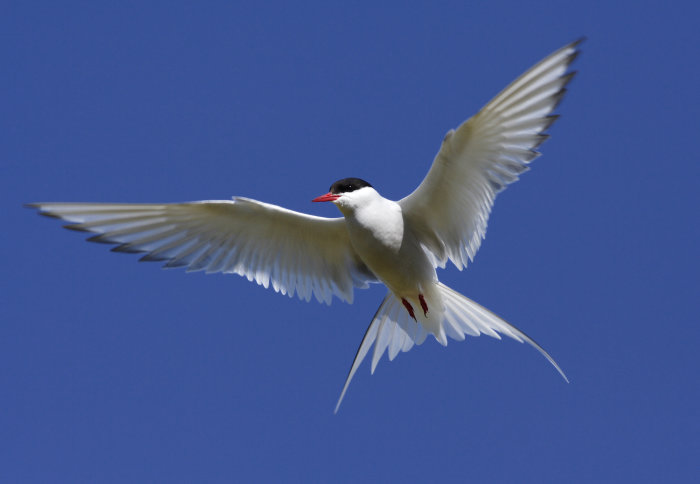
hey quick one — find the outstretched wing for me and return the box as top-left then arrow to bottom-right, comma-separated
400,39 -> 582,270
28,198 -> 376,304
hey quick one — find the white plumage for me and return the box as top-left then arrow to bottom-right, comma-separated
28,39 -> 581,412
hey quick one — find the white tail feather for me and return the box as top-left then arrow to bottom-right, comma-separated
334,283 -> 567,413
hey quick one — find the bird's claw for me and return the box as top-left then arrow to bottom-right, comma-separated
401,298 -> 417,322
419,294 -> 428,317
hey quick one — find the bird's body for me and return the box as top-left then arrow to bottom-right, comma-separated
336,186 -> 444,337
28,39 -> 582,411
341,191 -> 430,299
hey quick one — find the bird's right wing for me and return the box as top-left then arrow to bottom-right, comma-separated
28,198 -> 376,304
400,39 -> 581,270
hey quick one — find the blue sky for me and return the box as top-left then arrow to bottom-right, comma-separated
3,1 -> 699,482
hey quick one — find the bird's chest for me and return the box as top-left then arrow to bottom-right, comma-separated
345,202 -> 428,291
346,202 -> 404,256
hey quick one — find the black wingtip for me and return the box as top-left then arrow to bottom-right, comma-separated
63,224 -> 91,233
111,244 -> 144,254
563,70 -> 578,83
37,211 -> 62,220
561,38 -> 584,70
86,233 -> 116,244
139,253 -> 169,263
543,114 -> 560,131
25,203 -> 64,220
532,133 -> 551,149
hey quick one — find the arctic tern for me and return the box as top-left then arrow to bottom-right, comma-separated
28,39 -> 581,412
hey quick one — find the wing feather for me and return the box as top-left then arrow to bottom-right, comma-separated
27,198 -> 376,304
400,39 -> 582,269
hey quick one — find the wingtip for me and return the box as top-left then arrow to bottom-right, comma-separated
25,203 -> 65,220
86,233 -> 116,244
562,37 -> 585,55
38,211 -> 62,220
63,223 -> 90,233
110,243 -> 143,254
139,253 -> 170,263
567,41 -> 584,68
571,36 -> 587,47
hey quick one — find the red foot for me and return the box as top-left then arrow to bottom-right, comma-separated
401,298 -> 417,321
419,294 -> 429,317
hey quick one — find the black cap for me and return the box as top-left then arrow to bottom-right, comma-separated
329,178 -> 373,194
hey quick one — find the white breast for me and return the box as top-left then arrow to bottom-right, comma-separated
342,194 -> 435,296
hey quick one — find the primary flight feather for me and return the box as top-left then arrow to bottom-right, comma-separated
28,39 -> 581,412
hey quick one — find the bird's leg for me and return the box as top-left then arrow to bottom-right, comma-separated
401,298 -> 417,322
419,294 -> 429,317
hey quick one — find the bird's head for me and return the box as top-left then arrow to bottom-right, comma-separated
312,177 -> 376,215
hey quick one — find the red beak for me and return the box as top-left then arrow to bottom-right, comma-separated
312,192 -> 340,202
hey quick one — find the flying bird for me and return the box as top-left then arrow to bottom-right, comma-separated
28,39 -> 581,412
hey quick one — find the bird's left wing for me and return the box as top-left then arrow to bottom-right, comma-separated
28,198 -> 376,304
399,39 -> 582,270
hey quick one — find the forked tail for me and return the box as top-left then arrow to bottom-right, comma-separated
335,283 -> 567,413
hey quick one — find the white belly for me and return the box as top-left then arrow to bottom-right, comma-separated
344,199 -> 435,296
